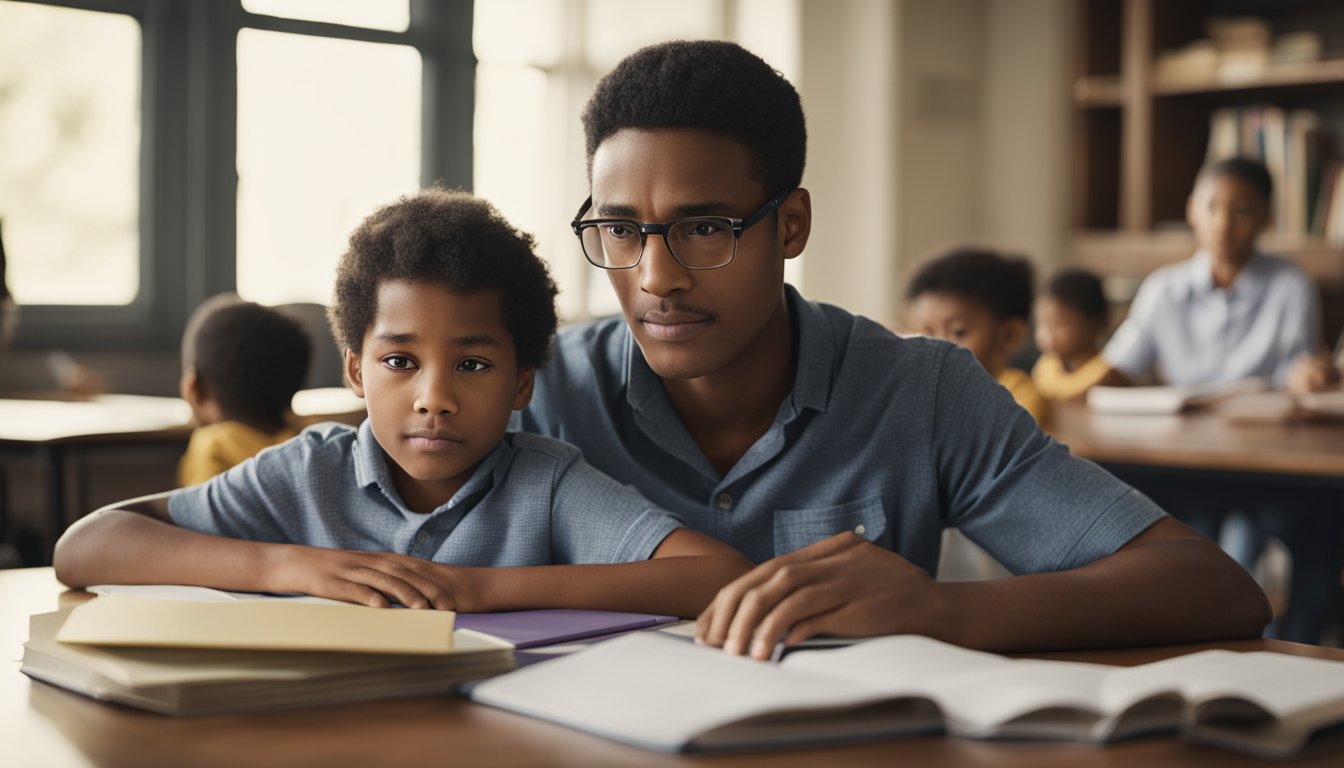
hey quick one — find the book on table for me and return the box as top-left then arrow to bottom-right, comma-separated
469,631 -> 1344,757
1086,378 -> 1264,415
21,584 -> 677,716
22,600 -> 513,717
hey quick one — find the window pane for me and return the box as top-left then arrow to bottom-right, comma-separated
0,2 -> 140,306
242,0 -> 409,32
236,29 -> 421,306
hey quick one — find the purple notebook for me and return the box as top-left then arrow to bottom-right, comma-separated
453,609 -> 678,649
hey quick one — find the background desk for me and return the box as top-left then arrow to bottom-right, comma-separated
0,390 -> 365,566
1048,403 -> 1344,482
5,567 -> 1344,768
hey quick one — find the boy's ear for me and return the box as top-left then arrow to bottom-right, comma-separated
344,349 -> 366,397
513,366 -> 536,410
179,367 -> 202,405
780,188 -> 812,260
998,317 -> 1029,359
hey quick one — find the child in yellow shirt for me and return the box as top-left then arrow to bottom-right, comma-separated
177,295 -> 311,486
1031,269 -> 1111,403
907,247 -> 1048,423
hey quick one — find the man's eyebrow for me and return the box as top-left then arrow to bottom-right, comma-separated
595,201 -> 736,220
374,332 -> 418,344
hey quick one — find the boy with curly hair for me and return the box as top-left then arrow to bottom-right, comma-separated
55,188 -> 750,618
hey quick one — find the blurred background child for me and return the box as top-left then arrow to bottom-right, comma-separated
1101,157 -> 1318,389
906,247 -> 1047,423
1032,268 -> 1110,403
177,293 -> 311,486
1099,156 -> 1331,643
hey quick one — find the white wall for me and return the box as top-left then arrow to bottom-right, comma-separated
793,0 -> 1072,328
796,0 -> 902,326
981,0 -> 1072,276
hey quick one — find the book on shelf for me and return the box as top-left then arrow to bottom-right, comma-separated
21,602 -> 514,716
470,631 -> 1344,757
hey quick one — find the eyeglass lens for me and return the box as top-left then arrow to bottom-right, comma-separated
580,218 -> 736,269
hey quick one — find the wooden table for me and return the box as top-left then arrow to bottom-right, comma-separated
4,568 -> 1344,768
1048,402 -> 1344,481
0,390 -> 365,564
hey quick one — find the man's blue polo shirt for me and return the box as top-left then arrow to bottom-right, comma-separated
513,285 -> 1164,572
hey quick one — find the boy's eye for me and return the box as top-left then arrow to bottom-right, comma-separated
457,358 -> 491,373
382,355 -> 416,371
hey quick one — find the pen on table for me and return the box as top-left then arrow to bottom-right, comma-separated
769,639 -> 787,663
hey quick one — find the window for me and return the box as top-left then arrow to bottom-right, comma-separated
241,0 -> 409,32
3,0 -> 472,351
0,2 -> 140,306
235,29 -> 421,306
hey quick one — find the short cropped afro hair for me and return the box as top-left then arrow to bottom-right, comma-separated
329,188 -> 558,369
182,294 -> 311,429
1200,156 -> 1273,208
582,40 -> 807,196
1044,269 -> 1108,325
907,247 -> 1034,322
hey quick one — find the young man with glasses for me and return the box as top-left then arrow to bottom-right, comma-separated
515,40 -> 1270,658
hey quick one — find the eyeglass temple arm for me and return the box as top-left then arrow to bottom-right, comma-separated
571,197 -> 594,233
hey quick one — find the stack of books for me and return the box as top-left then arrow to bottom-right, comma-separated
21,586 -> 676,716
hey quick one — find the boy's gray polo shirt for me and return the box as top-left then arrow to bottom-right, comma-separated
513,284 -> 1166,571
168,421 -> 683,567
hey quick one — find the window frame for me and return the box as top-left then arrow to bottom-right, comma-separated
9,0 -> 474,351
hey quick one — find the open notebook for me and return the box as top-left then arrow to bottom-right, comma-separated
470,632 -> 1344,757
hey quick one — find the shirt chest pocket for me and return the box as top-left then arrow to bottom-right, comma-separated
772,496 -> 889,556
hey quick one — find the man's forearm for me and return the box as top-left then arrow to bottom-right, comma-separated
464,555 -> 753,618
938,536 -> 1271,652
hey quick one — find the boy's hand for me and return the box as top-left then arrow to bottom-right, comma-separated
694,532 -> 953,660
1286,351 -> 1340,395
270,546 -> 475,610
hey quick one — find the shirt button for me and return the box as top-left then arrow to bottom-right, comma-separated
716,493 -> 733,511
854,524 -> 866,536
416,532 -> 431,545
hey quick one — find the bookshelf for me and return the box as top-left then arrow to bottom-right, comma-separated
1071,0 -> 1344,335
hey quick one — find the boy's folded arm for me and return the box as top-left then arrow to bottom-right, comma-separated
54,493 -> 284,592
455,528 -> 753,618
51,496 -> 473,610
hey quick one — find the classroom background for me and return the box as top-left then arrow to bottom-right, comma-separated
3,0 -> 1344,633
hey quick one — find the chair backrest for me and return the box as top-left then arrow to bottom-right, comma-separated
274,302 -> 345,389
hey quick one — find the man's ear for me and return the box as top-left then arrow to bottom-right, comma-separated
344,349 -> 366,398
513,366 -> 536,410
780,187 -> 812,260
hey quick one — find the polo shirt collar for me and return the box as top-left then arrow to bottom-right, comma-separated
622,283 -> 835,416
786,283 -> 835,415
1189,249 -> 1266,301
352,418 -> 509,514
